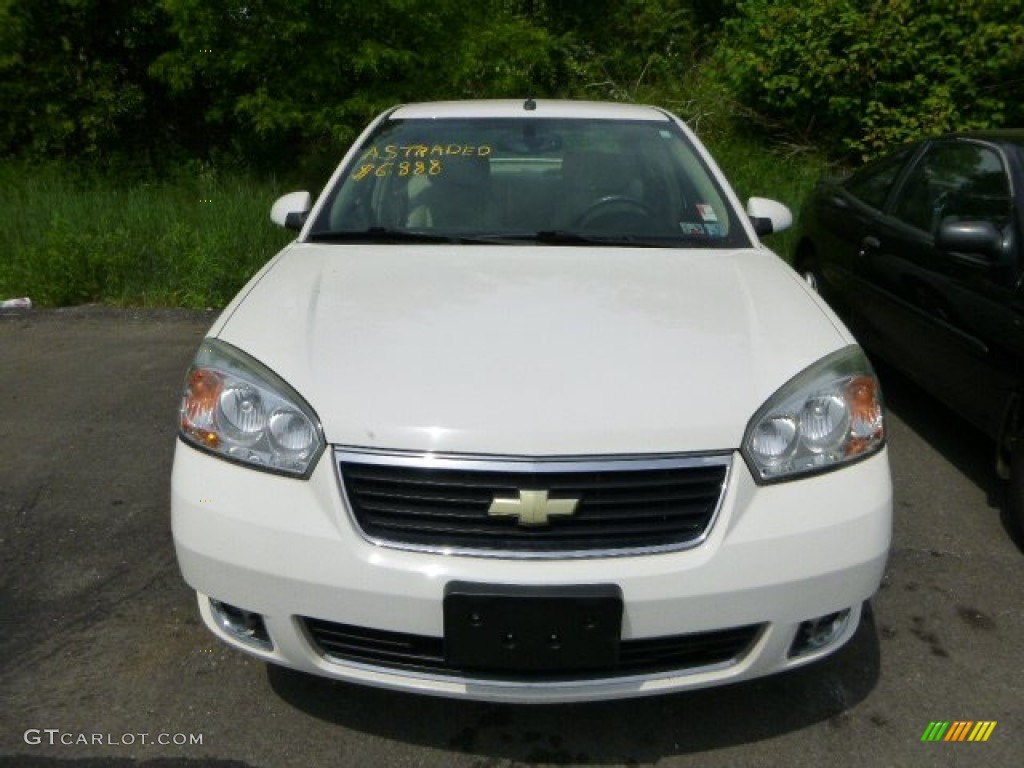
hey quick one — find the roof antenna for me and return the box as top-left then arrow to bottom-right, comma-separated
523,96 -> 537,112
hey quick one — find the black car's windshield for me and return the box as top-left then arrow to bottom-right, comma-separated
307,117 -> 749,248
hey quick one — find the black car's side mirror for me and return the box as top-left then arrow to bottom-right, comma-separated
936,219 -> 1002,266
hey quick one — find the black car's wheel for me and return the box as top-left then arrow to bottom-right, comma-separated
1007,447 -> 1024,541
790,243 -> 823,294
795,251 -> 824,295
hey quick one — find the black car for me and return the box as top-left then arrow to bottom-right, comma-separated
794,131 -> 1024,535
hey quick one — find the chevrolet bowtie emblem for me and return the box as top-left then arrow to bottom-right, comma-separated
488,490 -> 579,527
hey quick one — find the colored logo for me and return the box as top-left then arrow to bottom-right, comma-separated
921,721 -> 997,742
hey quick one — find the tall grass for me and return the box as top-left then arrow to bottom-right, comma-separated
0,162 -> 295,307
708,134 -> 836,260
0,133 -> 837,308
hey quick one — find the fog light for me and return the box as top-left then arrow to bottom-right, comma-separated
789,609 -> 851,658
210,599 -> 272,650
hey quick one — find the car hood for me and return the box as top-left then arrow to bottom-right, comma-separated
212,243 -> 850,455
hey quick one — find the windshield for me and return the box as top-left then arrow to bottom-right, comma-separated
308,117 -> 748,248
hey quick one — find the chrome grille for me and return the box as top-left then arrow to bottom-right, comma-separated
336,450 -> 730,556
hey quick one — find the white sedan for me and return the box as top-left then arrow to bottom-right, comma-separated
171,99 -> 891,703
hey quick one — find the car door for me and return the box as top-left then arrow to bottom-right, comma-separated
858,139 -> 1021,437
804,149 -> 915,342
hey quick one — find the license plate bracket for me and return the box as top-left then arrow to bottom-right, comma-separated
443,582 -> 623,673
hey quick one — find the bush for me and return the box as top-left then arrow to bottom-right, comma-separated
714,0 -> 1024,159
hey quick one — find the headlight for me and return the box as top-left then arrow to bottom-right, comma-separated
179,339 -> 325,477
742,346 -> 884,482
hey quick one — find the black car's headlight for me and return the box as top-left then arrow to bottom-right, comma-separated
742,346 -> 885,482
179,339 -> 325,477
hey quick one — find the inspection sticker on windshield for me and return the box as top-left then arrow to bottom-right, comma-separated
696,204 -> 718,222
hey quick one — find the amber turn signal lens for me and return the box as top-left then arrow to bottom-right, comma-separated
182,368 -> 224,446
188,369 -> 222,407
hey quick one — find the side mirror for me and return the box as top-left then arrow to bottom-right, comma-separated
270,191 -> 312,231
746,197 -> 793,237
936,218 -> 1002,266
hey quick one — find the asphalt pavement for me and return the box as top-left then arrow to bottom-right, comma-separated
1,307 -> 1021,768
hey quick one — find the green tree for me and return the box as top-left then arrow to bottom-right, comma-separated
152,0 -> 569,167
531,0 -> 705,102
714,0 -> 1024,158
0,0 -> 173,159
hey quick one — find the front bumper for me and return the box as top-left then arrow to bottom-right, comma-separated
171,442 -> 891,703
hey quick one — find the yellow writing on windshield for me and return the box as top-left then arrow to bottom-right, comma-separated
359,144 -> 492,161
352,144 -> 492,181
352,159 -> 442,181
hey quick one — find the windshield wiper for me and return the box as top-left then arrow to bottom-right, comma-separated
306,227 -> 460,244
305,227 -> 517,245
306,227 -> 700,248
531,230 -> 684,247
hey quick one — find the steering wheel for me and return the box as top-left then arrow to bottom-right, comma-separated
574,195 -> 655,230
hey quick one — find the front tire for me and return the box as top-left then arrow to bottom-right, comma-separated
1007,448 -> 1024,542
795,246 -> 824,295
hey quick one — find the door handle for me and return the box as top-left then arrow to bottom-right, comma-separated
858,236 -> 880,257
